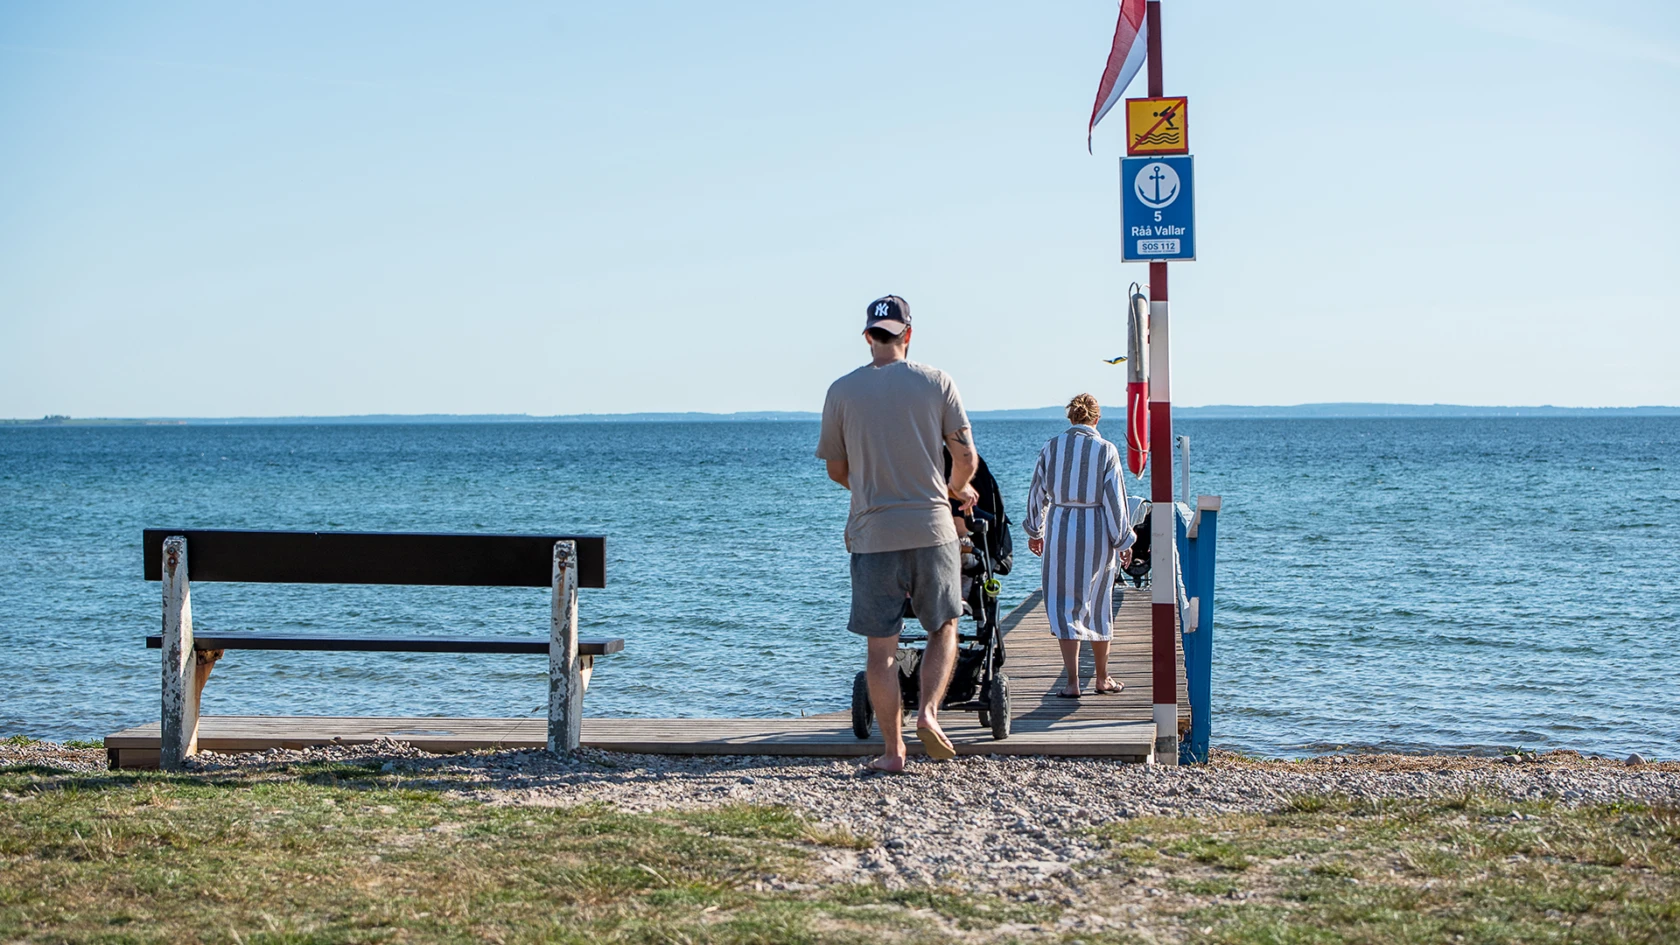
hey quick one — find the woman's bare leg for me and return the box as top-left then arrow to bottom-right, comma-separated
1057,637 -> 1082,696
1092,638 -> 1122,692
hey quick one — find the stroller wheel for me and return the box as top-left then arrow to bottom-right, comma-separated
977,708 -> 991,730
988,673 -> 1011,740
851,671 -> 873,739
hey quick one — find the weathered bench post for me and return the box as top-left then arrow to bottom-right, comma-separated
160,536 -> 196,769
547,539 -> 582,754
159,536 -> 224,770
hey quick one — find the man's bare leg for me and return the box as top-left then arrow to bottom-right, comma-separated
915,618 -> 959,738
1057,637 -> 1082,696
865,635 -> 906,771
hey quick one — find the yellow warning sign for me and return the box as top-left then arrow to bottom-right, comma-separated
1125,97 -> 1189,155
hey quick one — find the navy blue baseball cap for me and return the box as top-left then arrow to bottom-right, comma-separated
865,295 -> 911,335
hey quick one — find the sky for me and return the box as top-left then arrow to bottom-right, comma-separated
2,1 -> 1677,418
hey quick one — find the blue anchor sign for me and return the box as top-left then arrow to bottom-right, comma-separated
1120,154 -> 1196,262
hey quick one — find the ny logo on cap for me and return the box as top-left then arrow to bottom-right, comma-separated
875,302 -> 890,319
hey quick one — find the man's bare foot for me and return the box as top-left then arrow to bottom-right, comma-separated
865,755 -> 906,773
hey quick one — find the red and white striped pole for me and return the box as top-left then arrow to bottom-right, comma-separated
1144,0 -> 1179,765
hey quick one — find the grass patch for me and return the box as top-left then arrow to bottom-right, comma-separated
1089,793 -> 1680,944
0,766 -> 1028,943
5,762 -> 1676,944
824,884 -> 1052,930
1168,876 -> 1242,897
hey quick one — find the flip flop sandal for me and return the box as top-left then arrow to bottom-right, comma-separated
862,759 -> 908,775
915,726 -> 957,761
1093,682 -> 1125,695
1055,689 -> 1083,698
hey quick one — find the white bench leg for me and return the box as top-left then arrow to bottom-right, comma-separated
160,535 -> 198,770
547,540 -> 582,754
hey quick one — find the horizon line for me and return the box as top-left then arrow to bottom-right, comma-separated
6,402 -> 1680,425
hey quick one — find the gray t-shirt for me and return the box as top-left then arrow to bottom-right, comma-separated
815,359 -> 970,554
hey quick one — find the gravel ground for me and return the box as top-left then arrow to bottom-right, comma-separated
0,740 -> 108,774
9,739 -> 1672,891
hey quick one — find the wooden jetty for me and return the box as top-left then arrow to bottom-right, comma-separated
106,587 -> 1186,769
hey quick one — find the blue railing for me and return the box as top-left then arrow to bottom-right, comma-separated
1173,496 -> 1220,764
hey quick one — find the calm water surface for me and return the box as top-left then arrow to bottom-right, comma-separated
1,418 -> 1675,758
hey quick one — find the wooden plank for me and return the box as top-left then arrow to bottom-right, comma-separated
107,715 -> 1156,748
142,529 -> 607,589
105,715 -> 1156,765
111,747 -> 160,769
143,633 -> 624,656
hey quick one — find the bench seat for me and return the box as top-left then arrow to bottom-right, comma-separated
145,633 -> 624,656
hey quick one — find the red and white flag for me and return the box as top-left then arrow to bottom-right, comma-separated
1087,0 -> 1148,152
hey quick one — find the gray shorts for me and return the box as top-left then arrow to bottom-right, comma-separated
848,540 -> 962,638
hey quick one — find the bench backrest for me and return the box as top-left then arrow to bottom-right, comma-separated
142,529 -> 606,588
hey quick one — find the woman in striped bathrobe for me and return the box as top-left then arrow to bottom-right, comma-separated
1024,394 -> 1136,698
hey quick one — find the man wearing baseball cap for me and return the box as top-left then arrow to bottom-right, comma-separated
815,295 -> 979,771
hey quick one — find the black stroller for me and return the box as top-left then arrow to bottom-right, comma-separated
850,454 -> 1015,740
1121,500 -> 1152,588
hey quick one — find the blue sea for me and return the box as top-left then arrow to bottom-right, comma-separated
2,418 -> 1676,759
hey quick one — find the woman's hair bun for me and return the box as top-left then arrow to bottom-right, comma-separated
1066,393 -> 1101,425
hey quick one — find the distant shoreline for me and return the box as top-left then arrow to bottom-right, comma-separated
5,403 -> 1680,426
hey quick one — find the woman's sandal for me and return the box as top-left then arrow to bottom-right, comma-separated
1054,687 -> 1083,698
1092,680 -> 1124,695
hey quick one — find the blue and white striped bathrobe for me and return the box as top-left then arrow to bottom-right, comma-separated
1024,425 -> 1135,641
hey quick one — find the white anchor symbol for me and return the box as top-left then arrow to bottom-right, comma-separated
1134,162 -> 1181,209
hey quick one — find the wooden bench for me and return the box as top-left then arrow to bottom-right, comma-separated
142,528 -> 614,770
